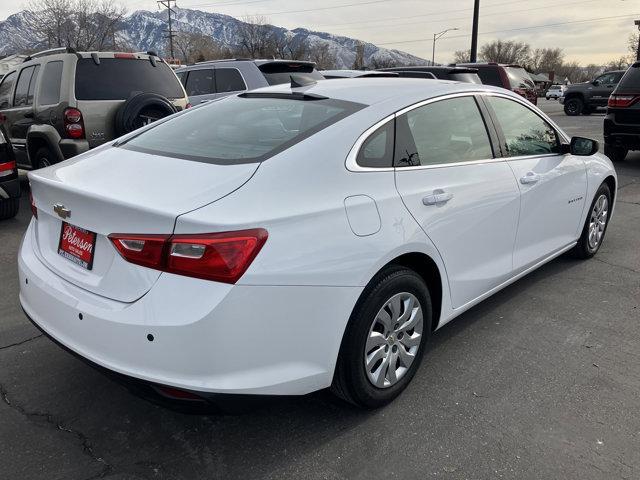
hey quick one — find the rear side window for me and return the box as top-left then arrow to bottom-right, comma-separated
451,73 -> 482,84
474,67 -> 503,87
357,121 -> 394,168
0,71 -> 16,109
75,58 -> 184,100
121,96 -> 365,164
14,65 -> 38,107
617,66 -> 640,92
486,96 -> 560,157
395,96 -> 493,167
215,68 -> 246,93
504,67 -> 534,89
39,61 -> 63,105
259,63 -> 324,86
184,69 -> 214,96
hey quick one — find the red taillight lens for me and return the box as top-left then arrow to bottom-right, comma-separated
608,94 -> 640,108
108,229 -> 268,284
63,107 -> 85,139
0,160 -> 16,177
114,53 -> 137,59
29,190 -> 37,218
185,102 -> 193,109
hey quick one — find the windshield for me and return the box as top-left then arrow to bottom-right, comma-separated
505,66 -> 535,89
258,63 -> 325,86
120,95 -> 364,164
75,58 -> 184,100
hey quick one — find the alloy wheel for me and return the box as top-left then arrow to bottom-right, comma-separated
588,194 -> 608,251
364,292 -> 423,388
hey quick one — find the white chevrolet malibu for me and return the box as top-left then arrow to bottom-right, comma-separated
19,78 -> 616,408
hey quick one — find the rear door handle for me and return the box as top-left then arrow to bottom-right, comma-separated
520,172 -> 540,185
422,189 -> 454,206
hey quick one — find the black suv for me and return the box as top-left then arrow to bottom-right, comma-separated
561,70 -> 625,116
0,48 -> 188,169
604,63 -> 640,162
379,66 -> 482,83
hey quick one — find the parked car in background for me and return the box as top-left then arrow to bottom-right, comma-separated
21,78 -> 615,409
379,65 -> 482,83
0,123 -> 20,220
604,62 -> 640,162
560,70 -> 625,116
321,70 -> 400,79
0,48 -> 188,170
176,59 -> 324,104
546,84 -> 565,100
455,63 -> 537,104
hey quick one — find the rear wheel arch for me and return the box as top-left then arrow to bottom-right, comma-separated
603,175 -> 617,205
26,128 -> 64,168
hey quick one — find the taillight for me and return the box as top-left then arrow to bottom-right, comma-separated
64,107 -> 85,139
0,160 -> 15,177
108,229 -> 268,284
29,190 -> 37,218
608,94 -> 640,108
186,103 -> 193,109
114,53 -> 137,59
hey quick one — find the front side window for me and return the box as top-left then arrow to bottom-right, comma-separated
39,61 -> 63,105
595,73 -> 617,85
185,69 -> 214,96
486,96 -> 560,157
14,66 -> 36,107
215,68 -> 246,93
0,71 -> 16,109
356,121 -> 394,168
121,95 -> 364,164
395,96 -> 494,167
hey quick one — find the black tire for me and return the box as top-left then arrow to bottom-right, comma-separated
33,146 -> 57,169
604,144 -> 628,162
564,97 -> 583,116
115,93 -> 177,136
0,197 -> 19,220
546,96 -> 550,100
331,266 -> 432,408
571,183 -> 612,259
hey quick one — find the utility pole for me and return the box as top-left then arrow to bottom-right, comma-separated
470,0 -> 480,62
635,20 -> 640,61
158,0 -> 177,60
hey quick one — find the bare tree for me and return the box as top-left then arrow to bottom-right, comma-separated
480,40 -> 530,65
26,0 -> 126,51
529,47 -> 564,73
629,32 -> 639,61
173,31 -> 231,64
452,49 -> 471,63
367,56 -> 397,69
605,57 -> 630,71
308,43 -> 336,70
235,15 -> 277,58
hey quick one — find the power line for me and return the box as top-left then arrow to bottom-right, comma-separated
375,13 -> 640,46
158,0 -> 177,59
180,0 -> 394,16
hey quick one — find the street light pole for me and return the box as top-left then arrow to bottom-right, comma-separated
432,28 -> 459,65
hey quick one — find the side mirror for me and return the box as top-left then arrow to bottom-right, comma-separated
592,79 -> 600,86
569,136 -> 599,156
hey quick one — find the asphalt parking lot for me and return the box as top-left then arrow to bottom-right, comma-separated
1,99 -> 639,480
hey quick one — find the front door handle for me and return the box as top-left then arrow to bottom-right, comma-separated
520,172 -> 540,185
423,189 -> 454,206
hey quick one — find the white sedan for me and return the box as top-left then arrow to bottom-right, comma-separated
19,78 -> 616,408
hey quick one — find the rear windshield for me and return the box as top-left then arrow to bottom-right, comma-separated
504,67 -> 535,89
120,95 -> 364,164
450,73 -> 482,84
75,58 -> 184,100
617,66 -> 640,92
258,63 -> 325,86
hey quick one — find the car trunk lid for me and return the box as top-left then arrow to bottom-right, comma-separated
28,146 -> 259,302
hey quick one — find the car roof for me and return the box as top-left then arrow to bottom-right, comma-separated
250,77 -> 510,108
321,70 -> 398,78
382,66 -> 479,74
178,59 -> 317,69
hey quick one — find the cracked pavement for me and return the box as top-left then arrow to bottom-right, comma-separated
0,101 -> 639,479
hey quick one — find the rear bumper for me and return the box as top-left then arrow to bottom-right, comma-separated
59,139 -> 90,160
604,115 -> 640,150
19,221 -> 362,395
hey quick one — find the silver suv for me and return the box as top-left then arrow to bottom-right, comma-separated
175,59 -> 324,104
0,48 -> 188,169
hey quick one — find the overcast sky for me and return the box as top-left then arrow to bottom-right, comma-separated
1,0 -> 638,64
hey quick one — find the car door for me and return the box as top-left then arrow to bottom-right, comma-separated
590,72 -> 620,107
6,64 -> 40,166
483,94 -> 587,273
183,67 -> 215,104
394,94 -> 521,309
213,67 -> 247,99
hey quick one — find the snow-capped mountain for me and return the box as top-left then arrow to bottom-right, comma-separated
0,7 -> 428,69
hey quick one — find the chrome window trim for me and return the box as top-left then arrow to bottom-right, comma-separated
345,90 -> 571,173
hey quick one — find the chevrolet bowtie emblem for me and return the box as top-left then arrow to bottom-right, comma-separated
53,204 -> 71,219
